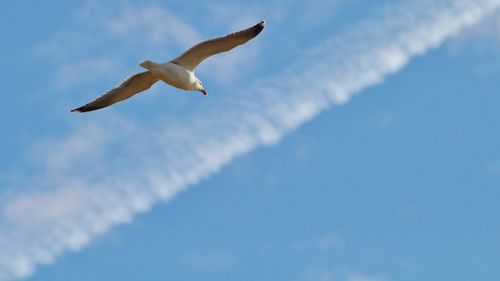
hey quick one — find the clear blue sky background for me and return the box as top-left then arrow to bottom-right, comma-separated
1,1 -> 499,281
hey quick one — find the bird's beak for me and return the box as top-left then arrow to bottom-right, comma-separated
200,89 -> 208,96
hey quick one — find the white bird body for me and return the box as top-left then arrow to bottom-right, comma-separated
71,20 -> 265,112
139,61 -> 198,92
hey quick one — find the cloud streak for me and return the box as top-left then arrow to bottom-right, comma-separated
1,0 -> 499,280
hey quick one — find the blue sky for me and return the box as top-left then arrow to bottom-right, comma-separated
1,0 -> 500,281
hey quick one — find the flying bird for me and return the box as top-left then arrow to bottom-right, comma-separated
71,21 -> 265,113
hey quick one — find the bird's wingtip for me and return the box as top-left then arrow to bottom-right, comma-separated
252,20 -> 265,36
70,107 -> 83,113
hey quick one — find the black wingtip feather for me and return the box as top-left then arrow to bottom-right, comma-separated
253,20 -> 265,36
70,104 -> 103,113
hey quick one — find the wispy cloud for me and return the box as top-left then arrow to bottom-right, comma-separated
53,58 -> 119,90
448,8 -> 500,53
1,0 -> 499,280
103,5 -> 201,47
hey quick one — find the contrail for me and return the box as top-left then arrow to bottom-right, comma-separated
1,0 -> 498,280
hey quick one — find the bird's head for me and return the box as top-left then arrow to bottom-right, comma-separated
195,79 -> 207,96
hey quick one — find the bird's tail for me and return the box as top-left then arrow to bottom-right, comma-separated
139,60 -> 159,70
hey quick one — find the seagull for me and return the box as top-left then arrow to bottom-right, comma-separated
71,21 -> 265,113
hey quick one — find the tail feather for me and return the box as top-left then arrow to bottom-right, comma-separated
139,60 -> 159,70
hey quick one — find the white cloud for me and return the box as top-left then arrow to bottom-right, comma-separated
1,0 -> 500,280
103,5 -> 201,48
448,9 -> 500,54
53,58 -> 119,90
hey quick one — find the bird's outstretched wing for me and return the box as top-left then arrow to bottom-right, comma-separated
71,71 -> 158,113
171,21 -> 265,71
